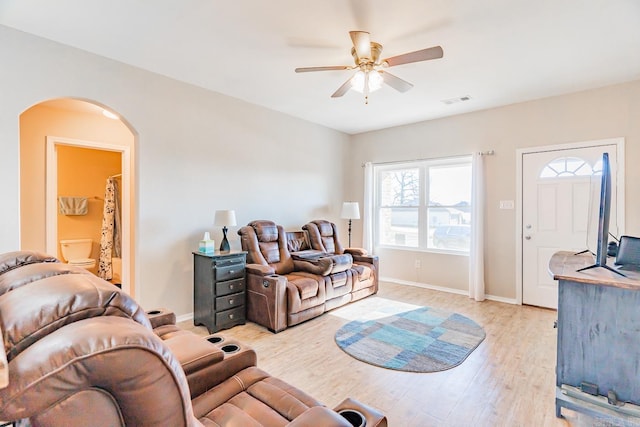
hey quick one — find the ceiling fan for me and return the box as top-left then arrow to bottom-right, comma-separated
295,31 -> 444,104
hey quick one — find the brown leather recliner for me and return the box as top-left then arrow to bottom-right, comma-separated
0,251 -> 387,427
238,220 -> 379,333
303,219 -> 379,304
237,220 -> 330,333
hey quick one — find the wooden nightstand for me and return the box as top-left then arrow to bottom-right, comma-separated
193,250 -> 247,333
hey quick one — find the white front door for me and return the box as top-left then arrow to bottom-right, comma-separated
521,144 -> 620,309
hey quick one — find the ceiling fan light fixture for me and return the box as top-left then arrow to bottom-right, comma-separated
350,70 -> 383,93
102,109 -> 119,120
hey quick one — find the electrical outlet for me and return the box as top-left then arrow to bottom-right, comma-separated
415,259 -> 421,269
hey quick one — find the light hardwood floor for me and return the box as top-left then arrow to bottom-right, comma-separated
179,281 -> 596,426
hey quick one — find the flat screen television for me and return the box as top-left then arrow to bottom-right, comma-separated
577,152 -> 624,276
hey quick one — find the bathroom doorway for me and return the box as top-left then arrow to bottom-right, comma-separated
20,99 -> 136,297
46,138 -> 131,293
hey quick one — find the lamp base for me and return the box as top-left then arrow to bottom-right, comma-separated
220,226 -> 230,252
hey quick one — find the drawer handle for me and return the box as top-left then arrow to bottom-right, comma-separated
229,270 -> 235,274
229,284 -> 234,290
229,314 -> 234,319
229,299 -> 234,305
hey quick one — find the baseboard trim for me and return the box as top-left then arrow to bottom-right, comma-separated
380,277 -> 518,305
176,312 -> 194,323
177,281 -> 518,325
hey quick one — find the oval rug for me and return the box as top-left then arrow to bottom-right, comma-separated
334,306 -> 485,372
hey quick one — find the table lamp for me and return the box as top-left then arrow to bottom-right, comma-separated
214,210 -> 237,252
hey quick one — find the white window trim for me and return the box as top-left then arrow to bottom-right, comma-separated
373,156 -> 472,254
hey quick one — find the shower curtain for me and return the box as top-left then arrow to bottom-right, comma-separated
98,177 -> 121,280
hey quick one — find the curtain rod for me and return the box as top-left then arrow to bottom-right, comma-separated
363,150 -> 494,167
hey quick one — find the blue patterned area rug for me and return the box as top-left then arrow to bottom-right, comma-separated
334,306 -> 486,372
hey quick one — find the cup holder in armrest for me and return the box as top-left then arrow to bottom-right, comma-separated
206,335 -> 224,344
146,310 -> 162,315
339,409 -> 365,427
220,344 -> 240,354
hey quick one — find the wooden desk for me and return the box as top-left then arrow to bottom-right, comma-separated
549,251 -> 640,425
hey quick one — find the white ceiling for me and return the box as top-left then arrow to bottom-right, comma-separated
2,0 -> 640,134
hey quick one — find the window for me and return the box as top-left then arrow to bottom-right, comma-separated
374,157 -> 472,252
539,156 -> 602,178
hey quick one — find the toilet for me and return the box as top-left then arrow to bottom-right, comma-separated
59,238 -> 96,270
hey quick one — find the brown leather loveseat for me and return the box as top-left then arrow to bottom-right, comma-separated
238,220 -> 378,333
0,250 -> 386,427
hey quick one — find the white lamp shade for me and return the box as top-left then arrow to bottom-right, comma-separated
341,202 -> 360,220
214,210 -> 237,226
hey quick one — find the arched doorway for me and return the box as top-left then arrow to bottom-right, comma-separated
20,98 -> 137,296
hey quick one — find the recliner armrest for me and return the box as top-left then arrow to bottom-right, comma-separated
350,253 -> 379,267
286,406 -> 351,426
246,263 -> 276,276
146,307 -> 176,329
344,247 -> 368,256
163,332 -> 225,375
244,272 -> 288,333
334,397 -> 388,427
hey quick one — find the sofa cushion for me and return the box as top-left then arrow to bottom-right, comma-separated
289,275 -> 319,300
351,264 -> 371,281
196,367 -> 324,425
286,231 -> 309,252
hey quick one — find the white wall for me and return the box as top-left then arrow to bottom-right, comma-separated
347,80 -> 640,300
3,24 -> 639,309
0,25 -> 349,316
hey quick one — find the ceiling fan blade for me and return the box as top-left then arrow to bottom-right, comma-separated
349,31 -> 371,60
295,65 -> 351,73
383,46 -> 443,67
380,71 -> 414,92
331,77 -> 353,98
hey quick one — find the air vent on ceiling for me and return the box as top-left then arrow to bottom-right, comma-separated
441,95 -> 472,105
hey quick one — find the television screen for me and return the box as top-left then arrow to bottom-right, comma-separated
578,152 -> 624,276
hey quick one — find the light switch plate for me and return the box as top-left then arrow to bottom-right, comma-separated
499,200 -> 515,210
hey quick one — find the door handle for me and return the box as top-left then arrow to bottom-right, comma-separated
525,235 -> 532,240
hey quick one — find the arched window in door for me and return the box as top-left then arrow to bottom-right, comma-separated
539,156 -> 599,178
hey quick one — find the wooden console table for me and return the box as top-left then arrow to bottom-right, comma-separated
549,251 -> 640,425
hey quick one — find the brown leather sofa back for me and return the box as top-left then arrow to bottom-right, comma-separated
0,263 -> 150,363
239,220 -> 295,275
303,220 -> 345,254
0,250 -> 58,280
0,261 -> 90,295
286,230 -> 311,252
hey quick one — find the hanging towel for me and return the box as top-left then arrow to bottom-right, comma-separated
58,197 -> 88,215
